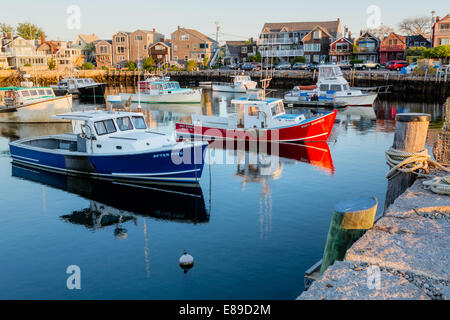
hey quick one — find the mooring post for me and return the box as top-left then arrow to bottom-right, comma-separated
320,197 -> 378,274
384,113 -> 431,209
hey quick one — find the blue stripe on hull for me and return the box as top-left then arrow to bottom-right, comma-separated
9,143 -> 208,185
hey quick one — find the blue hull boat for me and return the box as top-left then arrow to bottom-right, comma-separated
9,110 -> 208,187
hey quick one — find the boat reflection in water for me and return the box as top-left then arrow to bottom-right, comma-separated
208,141 -> 334,238
11,164 -> 209,237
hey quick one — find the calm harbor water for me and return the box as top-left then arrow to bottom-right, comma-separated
0,89 -> 444,299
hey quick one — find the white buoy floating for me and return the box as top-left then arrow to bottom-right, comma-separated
179,251 -> 194,273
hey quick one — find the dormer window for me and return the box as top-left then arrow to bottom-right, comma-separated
313,31 -> 321,39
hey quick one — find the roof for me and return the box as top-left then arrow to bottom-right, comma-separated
330,37 -> 353,46
149,41 -> 170,49
302,25 -> 333,41
52,110 -> 144,121
261,20 -> 341,36
75,34 -> 99,44
175,28 -> 218,44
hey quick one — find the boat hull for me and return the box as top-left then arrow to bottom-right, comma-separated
176,110 -> 337,143
211,83 -> 257,93
335,93 -> 377,107
120,89 -> 202,104
78,83 -> 107,98
0,95 -> 72,123
9,140 -> 208,187
285,92 -> 377,107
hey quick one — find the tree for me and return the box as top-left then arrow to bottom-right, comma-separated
247,52 -> 261,62
83,42 -> 96,62
202,56 -> 209,68
186,60 -> 197,72
366,24 -> 394,39
423,45 -> 450,62
81,62 -> 94,70
0,23 -> 14,36
399,16 -> 432,37
48,58 -> 56,70
406,46 -> 427,57
124,60 -> 136,71
142,57 -> 155,70
16,22 -> 45,40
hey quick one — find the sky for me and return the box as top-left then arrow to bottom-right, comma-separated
1,0 -> 448,42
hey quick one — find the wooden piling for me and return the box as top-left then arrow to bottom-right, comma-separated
384,113 -> 431,209
320,196 -> 378,274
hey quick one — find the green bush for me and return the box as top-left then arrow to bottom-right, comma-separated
143,57 -> 155,71
47,59 -> 56,70
81,62 -> 94,70
290,56 -> 306,64
350,59 -> 364,65
101,66 -> 109,71
186,60 -> 197,72
24,63 -> 31,67
124,60 -> 136,71
406,46 -> 427,57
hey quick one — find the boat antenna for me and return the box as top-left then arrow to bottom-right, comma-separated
137,40 -> 142,110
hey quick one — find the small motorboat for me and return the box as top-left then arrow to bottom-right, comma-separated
120,79 -> 202,104
9,109 -> 208,187
211,75 -> 257,93
0,81 -> 72,123
176,89 -> 337,143
51,77 -> 107,98
284,65 -> 377,107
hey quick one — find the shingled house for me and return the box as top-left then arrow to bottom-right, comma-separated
257,19 -> 342,62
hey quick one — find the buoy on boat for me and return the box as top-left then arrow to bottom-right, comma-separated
179,251 -> 194,272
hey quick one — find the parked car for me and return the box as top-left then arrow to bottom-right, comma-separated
336,62 -> 352,70
354,61 -> 381,70
404,62 -> 418,73
385,60 -> 409,71
307,63 -> 319,71
242,62 -> 254,71
292,62 -> 309,70
252,63 -> 262,71
275,62 -> 291,70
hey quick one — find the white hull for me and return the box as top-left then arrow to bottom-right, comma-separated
0,95 -> 72,123
211,83 -> 257,93
335,93 -> 377,106
120,90 -> 202,104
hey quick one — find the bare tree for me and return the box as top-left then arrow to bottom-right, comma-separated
366,24 -> 394,39
398,16 -> 432,37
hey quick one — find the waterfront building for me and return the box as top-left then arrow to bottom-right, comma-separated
112,31 -> 131,68
0,34 -> 48,69
257,19 -> 342,63
379,32 -> 406,64
223,39 -> 257,65
170,26 -> 219,67
129,29 -> 165,66
431,14 -> 450,47
329,37 -> 353,64
301,25 -> 334,64
148,42 -> 171,67
94,40 -> 113,68
405,35 -> 432,49
71,34 -> 100,62
353,32 -> 380,63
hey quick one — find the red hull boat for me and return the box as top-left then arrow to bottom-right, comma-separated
176,96 -> 337,143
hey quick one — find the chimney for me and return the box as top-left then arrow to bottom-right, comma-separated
153,28 -> 156,33
436,16 -> 440,22
40,35 -> 45,44
177,25 -> 180,31
348,31 -> 352,40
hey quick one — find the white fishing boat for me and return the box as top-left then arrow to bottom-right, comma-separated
0,82 -> 72,123
211,75 -> 257,93
284,65 -> 377,107
119,79 -> 202,104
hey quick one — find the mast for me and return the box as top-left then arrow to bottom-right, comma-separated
137,36 -> 141,110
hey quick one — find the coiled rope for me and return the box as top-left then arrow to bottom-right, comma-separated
385,148 -> 450,195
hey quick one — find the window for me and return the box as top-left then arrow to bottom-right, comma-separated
100,46 -> 107,54
38,89 -> 45,95
46,89 -> 53,95
174,45 -> 178,51
116,117 -> 134,131
440,24 -> 450,30
320,84 -> 329,91
117,46 -> 125,54
94,119 -> 117,135
135,35 -> 143,41
174,56 -> 178,60
184,56 -> 188,61
181,34 -> 189,41
29,90 -> 38,96
304,43 -> 320,52
186,44 -> 190,49
439,38 -> 450,45
271,101 -> 285,116
199,43 -> 208,49
330,85 -> 342,92
313,31 -> 321,39
241,47 -> 248,54
156,45 -> 163,50
132,116 -> 147,129
21,90 -> 30,97
248,105 -> 259,116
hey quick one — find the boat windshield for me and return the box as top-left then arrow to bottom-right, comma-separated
271,101 -> 285,116
319,66 -> 343,79
116,117 -> 134,131
132,116 -> 147,129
